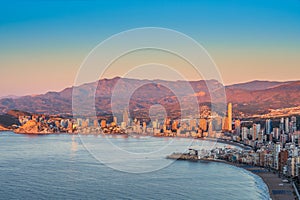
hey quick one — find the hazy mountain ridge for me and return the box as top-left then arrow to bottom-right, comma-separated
0,78 -> 299,117
0,95 -> 20,100
227,80 -> 296,91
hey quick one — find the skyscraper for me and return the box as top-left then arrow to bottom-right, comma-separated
199,118 -> 207,132
228,103 -> 232,131
285,117 -> 289,133
234,119 -> 241,135
252,124 -> 257,141
123,108 -> 129,126
291,116 -> 297,133
265,119 -> 272,134
279,118 -> 284,131
113,116 -> 118,125
222,117 -> 229,131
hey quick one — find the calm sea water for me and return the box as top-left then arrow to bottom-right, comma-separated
0,131 -> 269,200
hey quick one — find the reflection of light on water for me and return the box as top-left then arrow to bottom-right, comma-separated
71,135 -> 78,157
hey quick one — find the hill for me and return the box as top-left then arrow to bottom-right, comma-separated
227,80 -> 295,91
0,78 -> 299,118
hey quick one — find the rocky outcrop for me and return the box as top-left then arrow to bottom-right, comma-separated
14,120 -> 50,134
0,125 -> 8,131
15,120 -> 39,134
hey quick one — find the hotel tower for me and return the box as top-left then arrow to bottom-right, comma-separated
228,103 -> 232,131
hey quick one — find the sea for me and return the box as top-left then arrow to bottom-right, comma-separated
0,131 -> 270,200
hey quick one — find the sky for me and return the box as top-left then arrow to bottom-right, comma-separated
0,0 -> 300,96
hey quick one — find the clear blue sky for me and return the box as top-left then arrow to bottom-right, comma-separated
0,0 -> 300,96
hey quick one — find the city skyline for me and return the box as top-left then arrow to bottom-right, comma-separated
1,1 -> 300,199
1,0 -> 300,96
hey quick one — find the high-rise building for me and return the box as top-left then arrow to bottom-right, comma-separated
252,124 -> 260,141
113,116 -> 118,125
172,120 -> 178,131
142,122 -> 147,133
234,119 -> 241,135
273,128 -> 280,140
222,117 -> 229,131
241,127 -> 249,140
258,132 -> 263,142
285,117 -> 289,133
213,116 -> 222,131
250,127 -> 254,140
291,116 -> 297,133
208,119 -> 214,137
100,120 -> 106,128
256,124 -> 261,133
121,122 -> 126,130
190,119 -> 197,130
279,118 -> 284,131
273,142 -> 281,170
228,103 -> 232,131
94,119 -> 99,128
199,119 -> 207,132
265,119 -> 272,134
123,108 -> 129,126
278,150 -> 288,173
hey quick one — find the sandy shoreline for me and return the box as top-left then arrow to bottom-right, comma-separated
202,159 -> 297,200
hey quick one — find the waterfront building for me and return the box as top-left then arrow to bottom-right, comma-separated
61,119 -> 68,128
67,121 -> 73,133
121,122 -> 126,130
142,122 -> 146,133
279,149 -> 288,173
208,119 -> 213,137
258,149 -> 266,166
152,120 -> 157,129
273,143 -> 281,170
76,118 -> 82,127
113,116 -> 118,125
172,120 -> 178,131
228,103 -> 232,131
100,120 -> 106,128
94,119 -> 99,128
123,109 -> 129,126
82,119 -> 89,128
199,118 -> 207,132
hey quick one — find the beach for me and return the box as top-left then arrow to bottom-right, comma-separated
214,160 -> 297,200
169,154 -> 298,200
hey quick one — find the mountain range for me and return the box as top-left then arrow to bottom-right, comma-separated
0,77 -> 299,119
